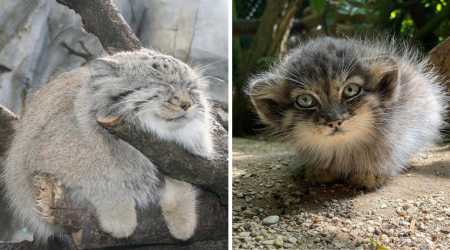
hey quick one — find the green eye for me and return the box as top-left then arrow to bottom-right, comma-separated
343,83 -> 361,98
296,94 -> 316,108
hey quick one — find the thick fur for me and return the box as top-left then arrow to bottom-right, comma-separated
2,49 -> 214,244
249,36 -> 447,189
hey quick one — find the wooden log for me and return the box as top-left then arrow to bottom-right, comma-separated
33,174 -> 227,249
0,241 -> 34,250
97,117 -> 228,204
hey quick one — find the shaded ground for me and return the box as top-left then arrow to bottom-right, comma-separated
232,138 -> 450,250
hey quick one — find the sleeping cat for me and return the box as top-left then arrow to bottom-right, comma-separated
249,36 -> 447,189
2,49 -> 214,244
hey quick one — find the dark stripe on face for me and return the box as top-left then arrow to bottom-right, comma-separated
134,95 -> 159,108
110,90 -> 134,102
91,74 -> 109,81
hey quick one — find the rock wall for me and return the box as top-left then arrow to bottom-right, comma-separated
0,0 -> 228,117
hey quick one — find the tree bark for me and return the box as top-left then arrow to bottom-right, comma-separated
33,174 -> 227,249
55,0 -> 142,54
427,36 -> 450,90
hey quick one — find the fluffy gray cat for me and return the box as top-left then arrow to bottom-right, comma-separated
249,36 -> 447,189
2,49 -> 214,244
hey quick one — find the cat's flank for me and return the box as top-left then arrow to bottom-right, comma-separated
249,36 -> 446,189
2,49 -> 214,243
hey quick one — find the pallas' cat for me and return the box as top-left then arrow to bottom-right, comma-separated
3,49 -> 215,244
249,37 -> 446,189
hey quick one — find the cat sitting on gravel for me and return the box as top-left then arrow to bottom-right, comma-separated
249,36 -> 447,189
2,49 -> 215,244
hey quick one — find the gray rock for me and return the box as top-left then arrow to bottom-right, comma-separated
407,206 -> 419,215
262,215 -> 279,225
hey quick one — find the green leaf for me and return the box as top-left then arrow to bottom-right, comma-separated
337,6 -> 350,15
350,7 -> 366,16
311,0 -> 326,14
370,7 -> 381,16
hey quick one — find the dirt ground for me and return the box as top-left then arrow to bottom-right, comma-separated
232,137 -> 450,250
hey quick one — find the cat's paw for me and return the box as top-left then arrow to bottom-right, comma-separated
348,173 -> 389,190
97,205 -> 137,238
305,169 -> 338,184
160,178 -> 197,240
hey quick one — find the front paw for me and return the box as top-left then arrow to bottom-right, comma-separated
305,169 -> 338,184
161,178 -> 197,240
97,206 -> 137,238
348,173 -> 389,190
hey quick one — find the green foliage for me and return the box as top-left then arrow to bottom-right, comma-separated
311,0 -> 326,14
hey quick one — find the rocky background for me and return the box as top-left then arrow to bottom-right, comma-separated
0,0 -> 228,242
0,0 -> 228,117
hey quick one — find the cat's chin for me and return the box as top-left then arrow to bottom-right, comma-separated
327,129 -> 346,136
135,111 -> 213,156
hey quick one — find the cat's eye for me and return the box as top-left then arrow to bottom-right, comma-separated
343,83 -> 361,98
296,94 -> 316,108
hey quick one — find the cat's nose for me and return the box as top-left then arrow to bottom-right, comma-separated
326,119 -> 342,128
180,102 -> 192,111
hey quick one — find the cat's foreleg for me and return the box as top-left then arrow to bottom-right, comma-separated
160,177 -> 198,240
86,192 -> 137,238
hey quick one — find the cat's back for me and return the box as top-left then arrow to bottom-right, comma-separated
6,67 -> 90,173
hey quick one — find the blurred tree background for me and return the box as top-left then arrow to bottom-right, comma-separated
232,0 -> 450,137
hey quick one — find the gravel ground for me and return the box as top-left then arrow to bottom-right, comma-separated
232,137 -> 450,250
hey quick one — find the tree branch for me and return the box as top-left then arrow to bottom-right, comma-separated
33,174 -> 227,249
97,118 -> 228,204
60,41 -> 92,60
56,0 -> 142,54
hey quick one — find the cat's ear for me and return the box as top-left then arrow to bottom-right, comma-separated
249,78 -> 286,127
367,56 -> 400,107
89,58 -> 120,81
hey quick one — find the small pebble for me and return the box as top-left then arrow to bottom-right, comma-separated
262,215 -> 279,225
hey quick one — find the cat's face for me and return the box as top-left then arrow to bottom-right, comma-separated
250,38 -> 400,147
89,49 -> 209,130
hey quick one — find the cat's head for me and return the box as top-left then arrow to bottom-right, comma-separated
88,49 -> 210,132
249,37 -> 400,147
